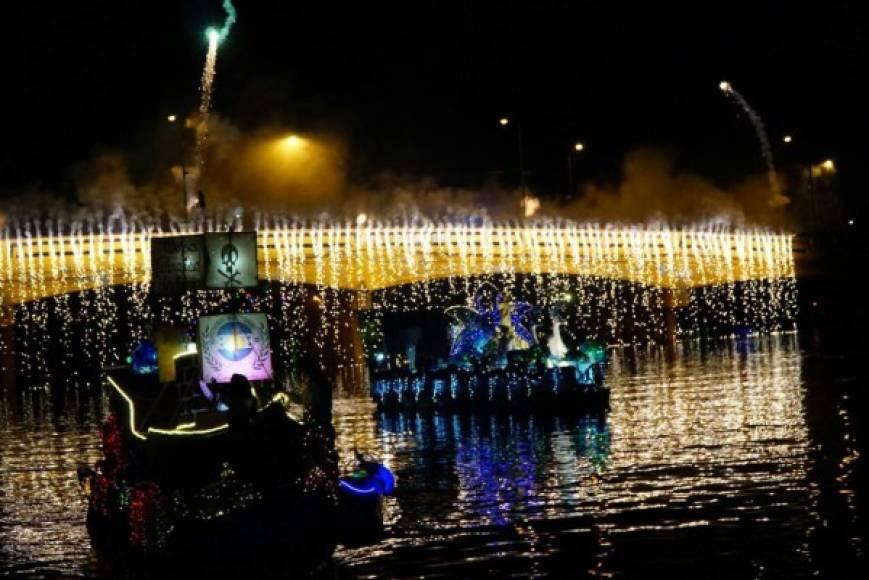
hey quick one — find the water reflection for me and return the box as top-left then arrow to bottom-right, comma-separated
332,335 -> 844,577
604,338 -> 808,517
0,391 -> 104,577
1,335 -> 865,577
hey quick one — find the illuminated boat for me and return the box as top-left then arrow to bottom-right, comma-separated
370,282 -> 608,412
77,359 -> 340,557
76,232 -> 383,557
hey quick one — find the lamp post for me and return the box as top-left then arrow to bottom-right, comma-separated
499,117 -> 526,198
167,114 -> 191,215
810,159 -> 836,234
782,134 -> 821,234
567,141 -> 585,200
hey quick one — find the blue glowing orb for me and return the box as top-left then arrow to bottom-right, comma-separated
216,321 -> 254,361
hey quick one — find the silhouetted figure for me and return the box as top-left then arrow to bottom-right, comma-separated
226,373 -> 256,429
294,357 -> 339,504
299,357 -> 332,425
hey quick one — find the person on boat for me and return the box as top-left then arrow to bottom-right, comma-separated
295,357 -> 330,425
226,373 -> 257,430
297,357 -> 339,494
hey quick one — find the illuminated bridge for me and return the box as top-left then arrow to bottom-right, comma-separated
0,222 -> 801,391
0,224 -> 797,309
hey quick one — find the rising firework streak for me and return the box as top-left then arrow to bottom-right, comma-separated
719,80 -> 782,203
194,1 -> 237,210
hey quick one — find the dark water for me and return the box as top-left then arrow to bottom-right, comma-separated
1,335 -> 866,578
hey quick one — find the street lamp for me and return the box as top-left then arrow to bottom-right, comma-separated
279,134 -> 305,150
806,158 -> 837,234
782,135 -> 792,144
567,141 -> 586,200
167,115 -> 190,214
498,116 -> 526,198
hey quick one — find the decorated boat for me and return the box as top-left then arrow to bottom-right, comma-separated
371,282 -> 608,411
77,326 -> 340,558
77,231 -> 392,558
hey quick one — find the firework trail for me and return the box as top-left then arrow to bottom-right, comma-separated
194,1 -> 237,207
719,81 -> 781,202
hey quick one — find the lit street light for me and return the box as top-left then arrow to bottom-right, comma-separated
782,135 -> 792,143
279,134 -> 305,150
167,114 -> 190,213
806,158 -> 837,234
567,141 -> 586,200
498,117 -> 526,199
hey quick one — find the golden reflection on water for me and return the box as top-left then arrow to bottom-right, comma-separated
0,395 -> 103,576
333,335 -> 818,575
604,337 -> 808,510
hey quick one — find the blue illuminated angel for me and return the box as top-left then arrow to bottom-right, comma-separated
446,282 -> 536,360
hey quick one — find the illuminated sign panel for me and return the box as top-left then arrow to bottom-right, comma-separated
199,313 -> 273,383
150,235 -> 205,294
204,232 -> 258,289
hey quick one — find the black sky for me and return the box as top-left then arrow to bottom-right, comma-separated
3,1 -> 868,215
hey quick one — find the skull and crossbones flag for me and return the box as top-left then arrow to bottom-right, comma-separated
205,232 -> 259,289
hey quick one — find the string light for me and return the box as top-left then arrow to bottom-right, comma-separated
147,424 -> 229,437
0,214 -> 797,388
106,376 -> 147,440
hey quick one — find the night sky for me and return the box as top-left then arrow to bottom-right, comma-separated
3,1 -> 868,215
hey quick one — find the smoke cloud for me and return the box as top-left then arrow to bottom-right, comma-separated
563,148 -> 791,226
14,116 -> 799,229
194,115 -> 348,211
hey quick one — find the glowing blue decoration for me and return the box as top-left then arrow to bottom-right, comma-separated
339,464 -> 395,496
373,464 -> 395,495
509,301 -> 536,346
339,480 -> 379,496
397,377 -> 409,403
433,378 -> 446,399
412,376 -> 425,398
216,321 -> 254,361
131,341 -> 158,375
446,282 -> 535,361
